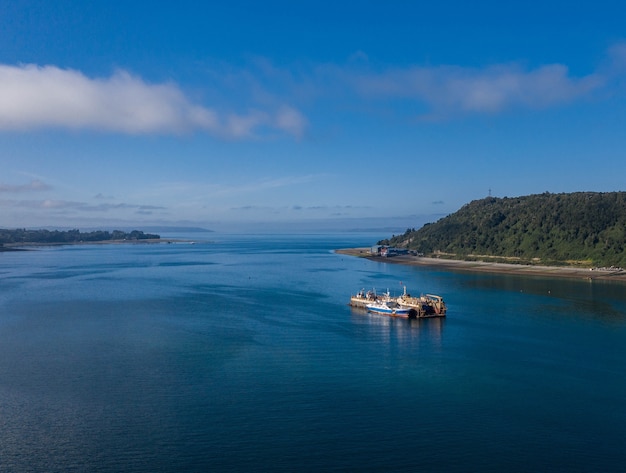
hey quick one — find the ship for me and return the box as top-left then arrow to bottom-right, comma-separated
365,300 -> 415,317
350,286 -> 446,319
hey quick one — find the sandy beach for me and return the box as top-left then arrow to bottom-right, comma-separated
335,248 -> 626,283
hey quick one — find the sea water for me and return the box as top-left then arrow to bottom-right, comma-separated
1,233 -> 625,472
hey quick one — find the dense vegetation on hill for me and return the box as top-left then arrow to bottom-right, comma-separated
0,229 -> 160,246
380,192 -> 626,268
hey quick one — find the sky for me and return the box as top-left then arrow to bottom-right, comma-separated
1,1 -> 625,232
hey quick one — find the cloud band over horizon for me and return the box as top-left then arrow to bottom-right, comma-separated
0,43 -> 623,137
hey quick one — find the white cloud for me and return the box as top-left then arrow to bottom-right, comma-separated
0,64 -> 305,138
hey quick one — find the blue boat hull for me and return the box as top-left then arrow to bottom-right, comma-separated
366,304 -> 412,317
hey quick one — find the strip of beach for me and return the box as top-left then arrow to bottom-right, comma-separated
335,248 -> 626,282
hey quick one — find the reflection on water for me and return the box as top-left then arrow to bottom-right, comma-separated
453,270 -> 626,324
350,307 -> 445,350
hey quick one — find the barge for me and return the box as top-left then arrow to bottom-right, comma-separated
349,287 -> 446,319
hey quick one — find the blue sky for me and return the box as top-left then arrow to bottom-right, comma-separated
1,1 -> 625,232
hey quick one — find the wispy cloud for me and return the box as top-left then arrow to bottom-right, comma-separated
0,179 -> 52,193
0,199 -> 82,210
275,105 -> 307,138
0,64 -> 306,138
235,175 -> 322,193
348,63 -> 603,117
232,43 -> 626,120
140,175 -> 325,201
0,199 -> 165,213
230,203 -> 371,217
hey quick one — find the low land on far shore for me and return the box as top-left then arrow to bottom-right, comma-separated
0,228 -> 165,251
0,238 -> 170,251
335,248 -> 626,282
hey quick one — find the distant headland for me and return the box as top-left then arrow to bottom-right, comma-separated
337,191 -> 626,282
0,228 -> 161,251
380,192 -> 626,270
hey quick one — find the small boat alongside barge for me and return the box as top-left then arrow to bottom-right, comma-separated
365,300 -> 416,318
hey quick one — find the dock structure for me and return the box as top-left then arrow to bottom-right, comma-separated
349,289 -> 378,309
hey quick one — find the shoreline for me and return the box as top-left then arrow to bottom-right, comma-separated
0,238 -> 182,251
335,248 -> 626,283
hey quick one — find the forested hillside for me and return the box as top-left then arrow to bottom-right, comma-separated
381,192 -> 626,268
0,229 -> 159,246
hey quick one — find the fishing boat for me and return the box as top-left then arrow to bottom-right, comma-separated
365,300 -> 415,317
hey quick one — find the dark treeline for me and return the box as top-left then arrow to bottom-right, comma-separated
0,229 -> 160,245
381,192 -> 626,268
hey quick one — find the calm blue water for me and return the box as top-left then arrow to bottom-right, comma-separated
1,233 -> 625,472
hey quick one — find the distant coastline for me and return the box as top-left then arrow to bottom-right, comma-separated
0,228 -> 168,251
335,248 -> 626,282
0,238 -> 180,252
